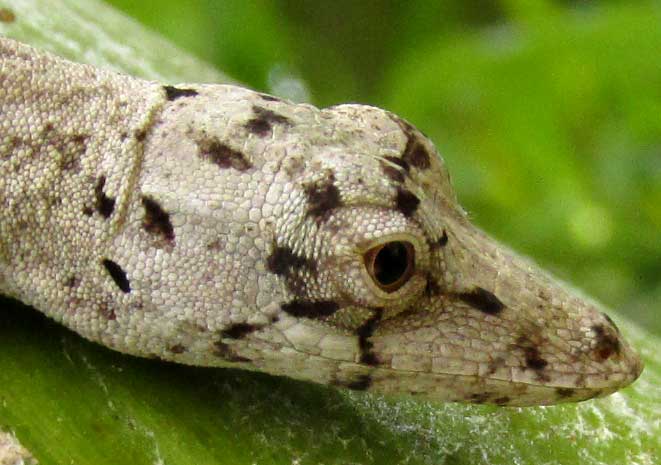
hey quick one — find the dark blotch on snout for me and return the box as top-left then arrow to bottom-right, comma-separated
456,287 -> 505,315
402,135 -> 431,170
395,188 -> 420,217
592,324 -> 621,361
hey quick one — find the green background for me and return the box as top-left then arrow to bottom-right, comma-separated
0,1 -> 659,464
106,0 -> 660,333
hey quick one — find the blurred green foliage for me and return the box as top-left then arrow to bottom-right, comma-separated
107,0 -> 660,332
0,2 -> 658,464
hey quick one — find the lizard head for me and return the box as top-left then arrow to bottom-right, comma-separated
144,86 -> 642,406
255,101 -> 643,406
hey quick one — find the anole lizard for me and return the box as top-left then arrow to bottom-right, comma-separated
0,37 -> 642,406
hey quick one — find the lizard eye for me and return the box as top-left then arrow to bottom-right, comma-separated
363,241 -> 415,293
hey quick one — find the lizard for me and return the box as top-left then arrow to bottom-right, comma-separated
0,37 -> 643,406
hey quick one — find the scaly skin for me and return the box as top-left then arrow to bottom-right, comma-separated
0,37 -> 642,406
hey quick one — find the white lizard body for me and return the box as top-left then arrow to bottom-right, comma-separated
0,37 -> 642,406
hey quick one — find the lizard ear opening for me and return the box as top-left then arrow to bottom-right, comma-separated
363,241 -> 415,293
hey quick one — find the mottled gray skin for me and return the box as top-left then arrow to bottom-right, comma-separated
0,38 -> 642,406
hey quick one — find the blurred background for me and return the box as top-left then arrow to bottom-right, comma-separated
107,0 -> 660,334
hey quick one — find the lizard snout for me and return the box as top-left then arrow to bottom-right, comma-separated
357,216 -> 644,406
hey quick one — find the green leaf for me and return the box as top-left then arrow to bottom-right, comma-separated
0,0 -> 229,84
1,1 -> 659,464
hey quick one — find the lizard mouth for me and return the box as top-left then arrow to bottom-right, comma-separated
333,363 -> 643,406
360,311 -> 644,406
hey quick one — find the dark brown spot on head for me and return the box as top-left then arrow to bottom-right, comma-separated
391,114 -> 433,169
102,259 -> 130,293
395,188 -> 420,217
196,137 -> 252,171
456,287 -> 505,315
592,324 -> 621,361
493,396 -> 511,405
244,119 -> 270,137
266,245 -> 316,276
163,85 -> 199,101
221,323 -> 260,339
280,300 -> 340,319
64,275 -> 79,288
303,172 -> 342,220
244,105 -> 292,137
94,176 -> 115,218
267,244 -> 318,296
402,136 -> 431,170
141,196 -> 175,242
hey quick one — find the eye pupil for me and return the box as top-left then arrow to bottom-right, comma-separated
374,242 -> 408,285
364,241 -> 415,292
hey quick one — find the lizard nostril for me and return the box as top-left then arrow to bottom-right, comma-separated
364,241 -> 415,292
